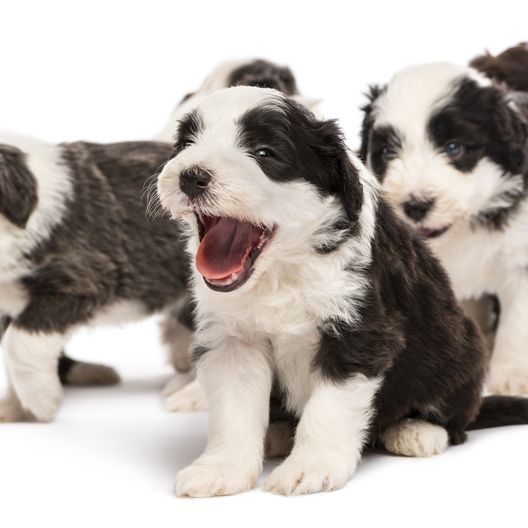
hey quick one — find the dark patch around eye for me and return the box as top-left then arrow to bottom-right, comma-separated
368,125 -> 402,181
173,109 -> 204,155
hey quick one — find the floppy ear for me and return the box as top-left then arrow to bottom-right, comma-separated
313,118 -> 364,225
491,92 -> 528,177
0,146 -> 38,228
359,84 -> 384,164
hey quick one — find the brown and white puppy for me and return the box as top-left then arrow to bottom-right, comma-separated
359,50 -> 528,395
157,86 -> 528,497
0,134 -> 190,422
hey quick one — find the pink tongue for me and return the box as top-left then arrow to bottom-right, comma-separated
196,218 -> 261,280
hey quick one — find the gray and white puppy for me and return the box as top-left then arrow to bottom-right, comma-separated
0,134 -> 190,422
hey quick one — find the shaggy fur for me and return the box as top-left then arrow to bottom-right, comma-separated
158,58 -> 314,412
359,58 -> 528,395
0,135 -> 189,422
471,42 -> 528,92
156,86 -> 528,497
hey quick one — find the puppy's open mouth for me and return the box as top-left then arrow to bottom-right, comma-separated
417,225 -> 451,239
194,211 -> 274,292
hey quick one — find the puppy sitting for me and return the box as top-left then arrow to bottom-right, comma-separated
157,58 -> 317,412
0,134 -> 189,422
157,86 -> 528,496
359,55 -> 528,395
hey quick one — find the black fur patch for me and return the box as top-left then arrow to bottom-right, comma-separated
228,59 -> 298,95
0,145 -> 38,228
174,110 -> 204,153
238,99 -> 363,225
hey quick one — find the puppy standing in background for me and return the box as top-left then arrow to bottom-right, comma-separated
157,86 -> 528,497
0,136 -> 190,422
360,44 -> 528,395
157,58 -> 318,412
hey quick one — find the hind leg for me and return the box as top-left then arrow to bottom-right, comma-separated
380,419 -> 449,457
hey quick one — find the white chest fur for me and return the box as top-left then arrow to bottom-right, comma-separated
0,281 -> 28,318
430,201 -> 528,299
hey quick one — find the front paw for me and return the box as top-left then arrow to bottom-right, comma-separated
16,381 -> 63,422
0,393 -> 33,422
165,378 -> 208,412
489,364 -> 528,395
175,460 -> 259,498
264,452 -> 354,495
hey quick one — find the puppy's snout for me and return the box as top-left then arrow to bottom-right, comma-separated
403,197 -> 435,222
179,167 -> 212,198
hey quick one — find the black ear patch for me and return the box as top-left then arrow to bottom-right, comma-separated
308,118 -> 364,225
359,84 -> 386,164
0,145 -> 38,228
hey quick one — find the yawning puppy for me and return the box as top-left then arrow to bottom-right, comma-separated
157,86 -> 528,496
0,134 -> 189,422
359,60 -> 528,395
157,58 -> 317,413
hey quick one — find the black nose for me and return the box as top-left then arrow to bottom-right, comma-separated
179,167 -> 212,198
403,198 -> 435,222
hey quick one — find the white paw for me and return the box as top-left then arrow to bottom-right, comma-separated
488,364 -> 528,395
381,419 -> 449,457
264,452 -> 353,495
15,380 -> 63,422
175,460 -> 258,497
162,372 -> 194,396
0,393 -> 33,422
165,378 -> 208,412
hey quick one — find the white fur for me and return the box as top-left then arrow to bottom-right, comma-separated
160,87 -> 382,496
368,63 -> 528,395
165,377 -> 208,412
380,419 -> 449,457
264,376 -> 380,495
2,326 -> 67,422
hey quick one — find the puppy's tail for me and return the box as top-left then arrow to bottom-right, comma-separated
58,354 -> 120,386
467,395 -> 528,430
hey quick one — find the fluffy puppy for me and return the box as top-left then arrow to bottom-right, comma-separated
0,134 -> 189,422
158,58 -> 316,412
157,86 -> 528,497
156,58 -> 301,142
359,59 -> 528,395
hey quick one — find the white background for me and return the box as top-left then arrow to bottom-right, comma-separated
1,1 -> 527,526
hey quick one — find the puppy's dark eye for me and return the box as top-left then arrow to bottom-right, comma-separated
381,146 -> 397,162
255,147 -> 273,158
444,142 -> 465,159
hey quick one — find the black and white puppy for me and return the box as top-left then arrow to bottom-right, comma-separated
360,59 -> 528,395
157,86 -> 528,496
0,134 -> 189,422
157,58 -> 301,142
157,58 -> 317,412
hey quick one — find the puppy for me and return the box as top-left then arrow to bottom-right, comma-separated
157,86 -> 528,496
0,134 -> 190,422
359,58 -> 528,395
157,58 -> 317,412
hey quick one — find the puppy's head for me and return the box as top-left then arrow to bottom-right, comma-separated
0,144 -> 38,229
360,63 -> 528,238
158,86 -> 363,293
